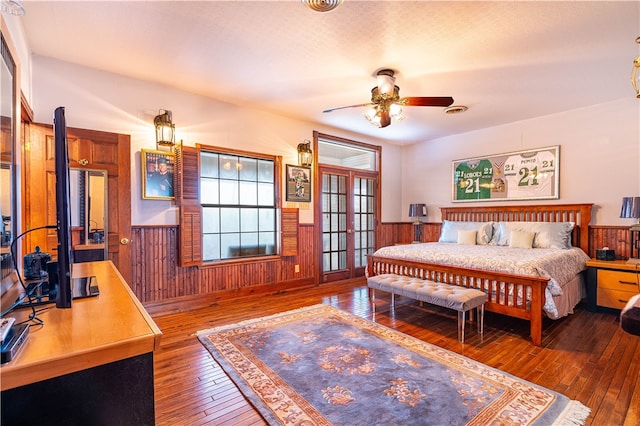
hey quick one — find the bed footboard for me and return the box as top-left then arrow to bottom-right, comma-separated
367,255 -> 549,346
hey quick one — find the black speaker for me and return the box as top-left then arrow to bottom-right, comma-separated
596,249 -> 615,261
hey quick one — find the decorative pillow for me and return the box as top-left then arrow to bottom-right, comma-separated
493,221 -> 575,249
509,230 -> 535,248
438,221 -> 494,245
457,230 -> 478,245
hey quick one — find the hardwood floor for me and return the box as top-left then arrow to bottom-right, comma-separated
152,278 -> 640,425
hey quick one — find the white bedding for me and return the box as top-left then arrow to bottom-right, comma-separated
373,243 -> 590,319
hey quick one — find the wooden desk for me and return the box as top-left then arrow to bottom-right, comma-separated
1,261 -> 162,425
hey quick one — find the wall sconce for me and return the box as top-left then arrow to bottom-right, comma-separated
408,203 -> 427,243
297,140 -> 313,167
154,109 -> 175,148
632,37 -> 640,98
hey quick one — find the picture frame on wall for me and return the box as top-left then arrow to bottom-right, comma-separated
141,149 -> 175,200
452,145 -> 560,202
286,164 -> 311,202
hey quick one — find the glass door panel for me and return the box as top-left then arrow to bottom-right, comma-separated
319,166 -> 377,282
321,172 -> 348,279
354,177 -> 375,270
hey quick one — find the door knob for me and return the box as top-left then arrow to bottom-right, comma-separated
120,237 -> 130,245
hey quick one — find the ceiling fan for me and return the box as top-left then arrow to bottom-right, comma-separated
323,68 -> 454,128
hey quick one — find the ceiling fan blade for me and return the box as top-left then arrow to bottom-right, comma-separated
402,96 -> 454,107
379,110 -> 391,128
323,103 -> 374,113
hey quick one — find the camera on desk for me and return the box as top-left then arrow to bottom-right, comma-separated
23,246 -> 51,280
596,247 -> 616,261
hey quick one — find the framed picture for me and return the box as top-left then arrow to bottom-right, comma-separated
286,164 -> 311,202
452,145 -> 560,202
141,149 -> 175,200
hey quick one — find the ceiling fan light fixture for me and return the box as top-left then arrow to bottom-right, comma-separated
301,0 -> 343,13
389,103 -> 404,120
364,109 -> 382,128
376,69 -> 396,97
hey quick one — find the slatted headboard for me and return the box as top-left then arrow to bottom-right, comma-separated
440,203 -> 593,254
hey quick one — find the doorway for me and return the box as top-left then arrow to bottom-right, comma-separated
24,123 -> 132,283
314,133 -> 380,283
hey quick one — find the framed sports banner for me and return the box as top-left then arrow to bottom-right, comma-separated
452,146 -> 560,202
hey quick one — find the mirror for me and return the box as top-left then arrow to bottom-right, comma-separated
70,169 -> 108,261
1,34 -> 17,281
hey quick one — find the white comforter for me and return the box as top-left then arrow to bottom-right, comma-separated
373,243 -> 590,318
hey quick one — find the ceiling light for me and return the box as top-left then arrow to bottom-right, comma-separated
301,0 -> 343,12
632,36 -> 640,99
389,103 -> 404,119
364,108 -> 382,128
1,0 -> 25,15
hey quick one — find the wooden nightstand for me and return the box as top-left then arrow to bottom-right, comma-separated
586,259 -> 640,312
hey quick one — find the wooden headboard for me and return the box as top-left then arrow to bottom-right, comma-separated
440,203 -> 593,254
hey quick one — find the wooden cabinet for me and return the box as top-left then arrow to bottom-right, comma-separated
1,261 -> 162,424
586,259 -> 640,311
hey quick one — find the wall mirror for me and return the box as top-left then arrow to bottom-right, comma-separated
1,33 -> 17,281
70,168 -> 108,261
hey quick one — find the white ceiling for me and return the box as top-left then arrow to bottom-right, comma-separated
18,0 -> 640,144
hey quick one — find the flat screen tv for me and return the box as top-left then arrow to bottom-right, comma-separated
53,106 -> 72,308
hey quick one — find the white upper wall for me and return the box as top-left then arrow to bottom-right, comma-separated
29,55 -> 402,225
402,99 -> 640,225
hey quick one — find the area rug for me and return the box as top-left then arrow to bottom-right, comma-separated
197,304 -> 589,425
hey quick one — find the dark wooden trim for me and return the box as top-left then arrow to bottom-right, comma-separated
144,278 -> 315,316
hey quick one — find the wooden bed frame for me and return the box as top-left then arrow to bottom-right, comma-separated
367,203 -> 593,346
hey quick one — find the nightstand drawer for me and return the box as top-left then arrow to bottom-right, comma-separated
597,287 -> 637,310
596,269 -> 639,292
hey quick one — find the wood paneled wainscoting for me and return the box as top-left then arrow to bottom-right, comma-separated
132,224 -> 315,315
378,223 -> 634,260
132,222 -> 632,315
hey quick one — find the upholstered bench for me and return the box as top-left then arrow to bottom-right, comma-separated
367,273 -> 487,343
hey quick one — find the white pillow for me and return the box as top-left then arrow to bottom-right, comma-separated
493,221 -> 575,249
438,221 -> 494,245
457,230 -> 478,245
509,230 -> 535,248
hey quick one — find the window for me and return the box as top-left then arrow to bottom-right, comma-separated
200,150 -> 277,261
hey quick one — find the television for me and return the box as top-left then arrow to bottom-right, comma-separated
53,106 -> 72,308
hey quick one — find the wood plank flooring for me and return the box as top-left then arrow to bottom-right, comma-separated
152,278 -> 640,425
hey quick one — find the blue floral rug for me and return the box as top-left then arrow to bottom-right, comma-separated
197,304 -> 589,425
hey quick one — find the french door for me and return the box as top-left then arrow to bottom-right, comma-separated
318,165 -> 378,283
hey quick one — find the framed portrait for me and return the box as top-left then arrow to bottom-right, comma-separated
452,145 -> 560,202
141,149 -> 175,200
286,164 -> 311,202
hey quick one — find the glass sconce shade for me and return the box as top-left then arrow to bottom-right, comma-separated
154,110 -> 175,147
297,140 -> 313,167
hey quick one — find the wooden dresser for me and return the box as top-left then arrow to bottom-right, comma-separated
0,261 -> 162,425
586,259 -> 640,312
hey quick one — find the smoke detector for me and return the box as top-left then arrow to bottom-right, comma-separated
444,105 -> 468,115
